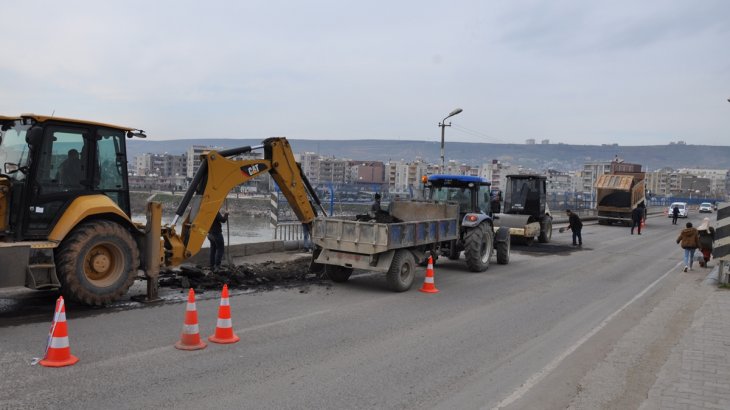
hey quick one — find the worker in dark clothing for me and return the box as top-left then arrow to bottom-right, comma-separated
671,205 -> 680,225
208,211 -> 229,271
490,190 -> 502,214
631,203 -> 645,235
371,193 -> 382,213
57,148 -> 83,187
565,209 -> 583,246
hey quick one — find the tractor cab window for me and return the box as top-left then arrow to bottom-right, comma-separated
432,186 -> 472,212
0,120 -> 31,181
478,185 -> 491,214
96,129 -> 125,190
95,128 -> 128,211
504,178 -> 543,215
36,128 -> 88,192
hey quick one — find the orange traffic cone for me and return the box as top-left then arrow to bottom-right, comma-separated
209,284 -> 240,344
175,288 -> 207,351
419,256 -> 440,294
40,296 -> 79,367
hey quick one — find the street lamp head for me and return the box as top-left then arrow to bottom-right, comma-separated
446,108 -> 463,119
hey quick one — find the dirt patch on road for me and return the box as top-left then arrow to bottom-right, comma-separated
159,258 -> 329,292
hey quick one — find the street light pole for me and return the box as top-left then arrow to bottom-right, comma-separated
439,108 -> 463,172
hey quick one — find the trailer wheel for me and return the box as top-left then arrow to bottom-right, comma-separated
538,217 -> 552,243
324,265 -> 353,283
448,240 -> 461,260
464,223 -> 493,272
386,250 -> 416,292
55,221 -> 139,306
496,238 -> 510,265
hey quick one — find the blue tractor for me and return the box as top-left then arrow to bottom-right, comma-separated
424,175 -> 510,270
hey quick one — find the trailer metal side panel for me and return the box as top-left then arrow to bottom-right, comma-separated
313,218 -> 458,255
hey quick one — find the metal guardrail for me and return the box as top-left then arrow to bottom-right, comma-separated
274,221 -> 305,240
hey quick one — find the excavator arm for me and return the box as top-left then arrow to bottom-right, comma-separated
162,137 -> 323,266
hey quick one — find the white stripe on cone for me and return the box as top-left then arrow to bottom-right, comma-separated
424,276 -> 434,283
49,336 -> 70,349
220,298 -> 230,306
183,324 -> 199,334
217,318 -> 232,328
186,302 -> 196,311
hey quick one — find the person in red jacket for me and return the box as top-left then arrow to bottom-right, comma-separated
697,217 -> 715,268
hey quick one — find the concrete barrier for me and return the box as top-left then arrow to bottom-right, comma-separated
187,240 -> 302,266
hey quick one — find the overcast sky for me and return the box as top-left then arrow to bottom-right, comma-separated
2,0 -> 729,146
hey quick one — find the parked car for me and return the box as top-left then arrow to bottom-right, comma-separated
667,202 -> 689,218
699,202 -> 713,213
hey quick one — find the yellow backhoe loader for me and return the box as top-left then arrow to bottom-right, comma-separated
0,114 -> 323,305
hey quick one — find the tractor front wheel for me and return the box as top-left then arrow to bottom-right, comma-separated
55,221 -> 139,306
464,223 -> 494,272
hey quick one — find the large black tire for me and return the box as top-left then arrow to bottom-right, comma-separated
55,220 -> 139,306
386,250 -> 416,292
448,240 -> 461,260
496,238 -> 510,265
324,265 -> 353,282
464,223 -> 493,272
538,217 -> 552,243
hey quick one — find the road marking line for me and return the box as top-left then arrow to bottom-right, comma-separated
492,262 -> 682,410
236,309 -> 331,333
93,310 -> 331,367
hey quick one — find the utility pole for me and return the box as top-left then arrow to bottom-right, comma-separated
439,108 -> 463,171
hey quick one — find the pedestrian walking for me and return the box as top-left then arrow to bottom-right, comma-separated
208,211 -> 229,272
676,221 -> 699,272
631,203 -> 645,235
697,217 -> 715,268
565,209 -> 583,247
671,205 -> 680,225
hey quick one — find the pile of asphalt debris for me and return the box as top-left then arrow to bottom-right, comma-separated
159,258 -> 327,292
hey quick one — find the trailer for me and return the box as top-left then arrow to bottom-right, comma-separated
312,200 -> 459,291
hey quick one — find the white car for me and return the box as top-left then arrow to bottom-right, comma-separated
699,202 -> 713,213
667,202 -> 688,218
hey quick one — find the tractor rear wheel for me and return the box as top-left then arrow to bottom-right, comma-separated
55,221 -> 139,306
464,223 -> 493,272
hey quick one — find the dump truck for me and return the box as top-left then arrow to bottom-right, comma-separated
595,169 -> 646,226
311,175 -> 510,292
493,174 -> 552,244
0,114 -> 322,305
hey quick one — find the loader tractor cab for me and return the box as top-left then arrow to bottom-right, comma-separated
0,115 -> 140,239
0,114 -> 144,305
497,174 -> 552,244
424,175 -> 510,269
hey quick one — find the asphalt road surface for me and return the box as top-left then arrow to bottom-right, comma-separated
0,214 -> 712,409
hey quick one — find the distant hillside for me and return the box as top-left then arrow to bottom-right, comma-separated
127,139 -> 730,172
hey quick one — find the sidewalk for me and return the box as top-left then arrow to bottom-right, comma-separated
641,267 -> 730,409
